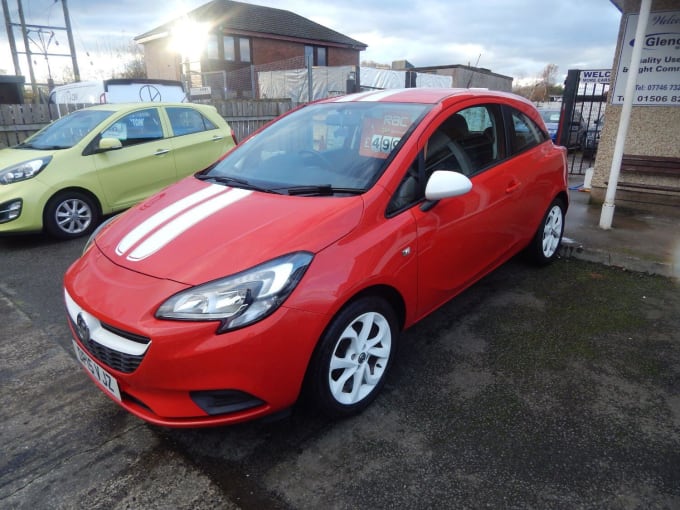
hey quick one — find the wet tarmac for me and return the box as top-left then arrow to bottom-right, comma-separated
561,177 -> 680,279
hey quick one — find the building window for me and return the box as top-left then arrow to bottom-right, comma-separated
221,35 -> 251,63
304,45 -> 328,66
223,36 -> 236,61
239,37 -> 251,63
317,47 -> 327,66
206,35 -> 219,60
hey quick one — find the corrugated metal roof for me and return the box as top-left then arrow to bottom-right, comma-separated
135,0 -> 367,49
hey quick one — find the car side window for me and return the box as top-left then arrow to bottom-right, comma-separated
387,104 -> 506,216
101,108 -> 163,147
387,117 -> 469,216
453,105 -> 503,175
508,108 -> 547,154
422,105 -> 503,180
167,107 -> 217,136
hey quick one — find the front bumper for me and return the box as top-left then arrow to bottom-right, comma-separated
64,247 -> 326,427
0,180 -> 49,233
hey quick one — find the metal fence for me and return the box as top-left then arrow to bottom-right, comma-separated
560,69 -> 610,176
202,56 -> 308,100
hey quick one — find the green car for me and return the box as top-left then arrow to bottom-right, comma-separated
0,102 -> 236,239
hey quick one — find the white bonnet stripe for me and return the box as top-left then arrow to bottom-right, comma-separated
116,185 -> 224,256
126,188 -> 251,261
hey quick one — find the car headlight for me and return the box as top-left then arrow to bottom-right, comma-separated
0,157 -> 52,185
156,252 -> 313,332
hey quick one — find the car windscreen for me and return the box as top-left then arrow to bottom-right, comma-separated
201,101 -> 431,196
18,109 -> 115,150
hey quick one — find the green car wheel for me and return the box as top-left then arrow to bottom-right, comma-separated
44,191 -> 100,239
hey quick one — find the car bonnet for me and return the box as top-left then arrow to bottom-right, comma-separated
94,177 -> 364,285
0,146 -> 59,167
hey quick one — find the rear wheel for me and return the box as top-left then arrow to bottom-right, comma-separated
526,197 -> 565,265
305,297 -> 398,419
44,191 -> 100,239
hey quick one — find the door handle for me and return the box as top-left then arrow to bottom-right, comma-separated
211,135 -> 224,141
154,149 -> 170,156
505,180 -> 521,193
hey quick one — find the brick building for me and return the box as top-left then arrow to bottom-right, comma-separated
134,0 -> 366,97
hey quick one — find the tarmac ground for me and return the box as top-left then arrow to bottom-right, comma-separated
561,178 -> 680,279
1,181 -> 679,509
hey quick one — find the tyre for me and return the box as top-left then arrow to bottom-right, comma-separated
526,197 -> 565,265
305,297 -> 398,418
44,191 -> 100,239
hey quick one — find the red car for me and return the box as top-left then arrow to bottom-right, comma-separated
64,88 -> 568,427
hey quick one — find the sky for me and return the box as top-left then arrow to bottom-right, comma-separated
0,0 -> 623,85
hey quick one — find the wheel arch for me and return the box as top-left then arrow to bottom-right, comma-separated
347,284 -> 406,331
555,190 -> 569,211
315,284 -> 407,344
303,283 -> 406,379
43,186 -> 103,223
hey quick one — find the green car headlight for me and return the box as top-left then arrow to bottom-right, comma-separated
0,157 -> 52,185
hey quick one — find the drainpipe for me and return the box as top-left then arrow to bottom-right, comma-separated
599,0 -> 652,230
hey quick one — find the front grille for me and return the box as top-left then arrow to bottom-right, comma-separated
81,336 -> 145,373
101,322 -> 151,345
69,315 -> 149,373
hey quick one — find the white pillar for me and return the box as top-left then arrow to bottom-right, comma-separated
599,0 -> 652,230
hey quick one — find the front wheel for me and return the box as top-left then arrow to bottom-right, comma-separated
44,191 -> 100,239
526,197 -> 565,265
305,297 -> 398,419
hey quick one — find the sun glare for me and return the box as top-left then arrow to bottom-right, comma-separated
169,18 -> 208,60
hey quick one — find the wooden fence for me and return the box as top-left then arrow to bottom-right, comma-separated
0,99 -> 294,149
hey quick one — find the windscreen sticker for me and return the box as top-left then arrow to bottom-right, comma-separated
359,113 -> 414,159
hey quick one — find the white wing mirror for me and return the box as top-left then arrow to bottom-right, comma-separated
424,170 -> 472,201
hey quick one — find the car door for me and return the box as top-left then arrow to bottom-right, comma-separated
92,107 -> 177,210
406,103 -> 529,317
164,106 -> 231,176
501,105 -> 556,237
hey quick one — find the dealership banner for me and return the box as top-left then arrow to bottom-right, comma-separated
612,10 -> 680,106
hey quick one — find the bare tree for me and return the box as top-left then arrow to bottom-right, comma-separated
117,43 -> 146,79
540,63 -> 559,89
513,64 -> 563,102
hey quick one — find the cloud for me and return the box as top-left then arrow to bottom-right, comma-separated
0,0 -> 622,83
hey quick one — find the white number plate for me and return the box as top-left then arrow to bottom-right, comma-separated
73,340 -> 121,401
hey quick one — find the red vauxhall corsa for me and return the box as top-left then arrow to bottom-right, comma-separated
64,88 -> 568,427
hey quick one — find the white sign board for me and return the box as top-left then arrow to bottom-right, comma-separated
612,10 -> 680,106
190,86 -> 212,98
580,69 -> 611,84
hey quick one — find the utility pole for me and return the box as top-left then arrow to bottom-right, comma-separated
1,0 -> 81,103
1,0 -> 21,74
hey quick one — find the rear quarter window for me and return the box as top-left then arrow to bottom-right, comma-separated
167,107 -> 217,136
507,108 -> 548,154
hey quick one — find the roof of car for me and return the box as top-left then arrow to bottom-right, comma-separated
79,102 -> 206,111
324,88 -> 532,106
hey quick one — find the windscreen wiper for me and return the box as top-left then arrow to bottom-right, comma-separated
14,142 -> 66,150
196,174 -> 280,194
283,185 -> 366,196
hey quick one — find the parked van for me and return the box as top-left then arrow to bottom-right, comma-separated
48,79 -> 186,106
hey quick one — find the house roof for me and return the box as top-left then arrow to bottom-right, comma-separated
134,0 -> 367,50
